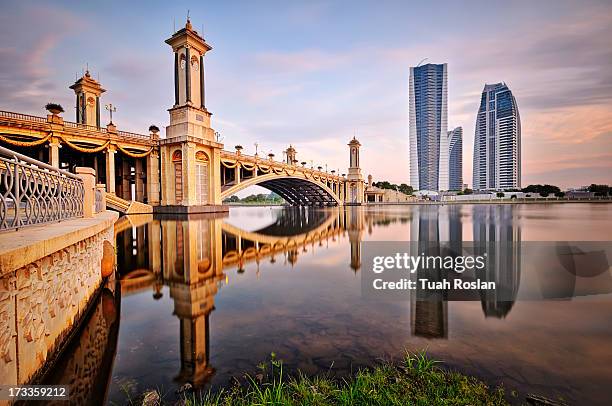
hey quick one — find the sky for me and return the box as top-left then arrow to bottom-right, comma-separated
0,0 -> 610,189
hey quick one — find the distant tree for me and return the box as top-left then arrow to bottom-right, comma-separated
398,183 -> 414,195
372,181 -> 413,196
463,188 -> 473,195
588,184 -> 611,196
223,195 -> 240,203
496,192 -> 505,198
555,191 -> 566,198
522,184 -> 560,197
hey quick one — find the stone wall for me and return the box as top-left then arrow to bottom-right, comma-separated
0,223 -> 114,386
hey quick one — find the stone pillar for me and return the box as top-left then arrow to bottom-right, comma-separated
135,158 -> 145,202
147,151 -> 160,205
122,159 -> 131,200
96,184 -> 106,211
76,167 -> 96,218
106,147 -> 116,194
234,165 -> 241,185
49,137 -> 60,168
185,46 -> 191,103
181,142 -> 196,205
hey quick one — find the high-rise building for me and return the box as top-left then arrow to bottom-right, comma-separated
409,63 -> 448,191
473,83 -> 521,190
448,126 -> 463,191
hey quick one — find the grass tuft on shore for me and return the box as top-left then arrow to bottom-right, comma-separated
184,351 -> 509,405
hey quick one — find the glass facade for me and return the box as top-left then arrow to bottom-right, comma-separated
409,63 -> 448,191
472,83 -> 521,190
448,127 -> 463,191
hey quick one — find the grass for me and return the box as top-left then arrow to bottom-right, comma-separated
182,351 -> 509,406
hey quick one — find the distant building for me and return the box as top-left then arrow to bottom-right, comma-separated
409,63 -> 448,191
364,175 -> 416,203
448,127 -> 462,191
473,83 -> 521,190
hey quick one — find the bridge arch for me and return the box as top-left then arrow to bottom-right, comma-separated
221,173 -> 343,206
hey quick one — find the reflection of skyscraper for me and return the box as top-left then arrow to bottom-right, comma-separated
409,206 -> 450,339
448,127 -> 463,191
409,63 -> 448,191
473,83 -> 521,190
472,205 -> 521,318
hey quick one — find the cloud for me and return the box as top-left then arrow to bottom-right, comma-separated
0,1 -> 610,188
0,4 -> 83,113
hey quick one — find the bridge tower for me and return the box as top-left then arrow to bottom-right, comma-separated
158,18 -> 227,213
69,70 -> 105,128
285,145 -> 297,165
346,137 -> 364,204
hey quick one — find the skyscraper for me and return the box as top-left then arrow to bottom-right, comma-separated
409,63 -> 448,191
448,126 -> 463,191
473,83 -> 521,190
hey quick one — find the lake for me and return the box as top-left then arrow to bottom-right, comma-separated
41,204 -> 612,405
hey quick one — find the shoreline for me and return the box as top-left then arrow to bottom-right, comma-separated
136,353 -> 515,405
224,199 -> 612,207
365,198 -> 612,205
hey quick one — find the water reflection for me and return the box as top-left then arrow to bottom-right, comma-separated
473,205 -> 521,318
37,284 -> 120,405
39,204 -> 612,405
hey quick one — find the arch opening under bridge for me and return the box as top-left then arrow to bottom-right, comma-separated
221,173 -> 343,206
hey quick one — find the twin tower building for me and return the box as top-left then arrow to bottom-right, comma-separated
408,63 -> 521,192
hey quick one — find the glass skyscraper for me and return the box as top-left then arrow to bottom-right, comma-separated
448,126 -> 463,191
473,83 -> 521,190
409,63 -> 448,191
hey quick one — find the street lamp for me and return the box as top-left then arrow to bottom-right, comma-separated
105,104 -> 116,125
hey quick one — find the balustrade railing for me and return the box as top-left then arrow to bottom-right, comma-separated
0,110 -> 153,142
0,110 -> 47,123
0,145 -> 84,231
95,187 -> 104,213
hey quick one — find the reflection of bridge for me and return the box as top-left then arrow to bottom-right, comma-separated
220,209 -> 345,270
0,18 -> 368,214
110,204 -> 523,390
114,207 -> 365,387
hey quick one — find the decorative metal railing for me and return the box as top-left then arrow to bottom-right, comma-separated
0,145 -> 84,231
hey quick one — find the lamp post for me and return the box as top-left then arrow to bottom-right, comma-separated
105,104 -> 117,125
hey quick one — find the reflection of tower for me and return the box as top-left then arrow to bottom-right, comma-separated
345,206 -> 364,272
161,215 -> 224,386
409,205 -> 449,339
346,137 -> 364,205
287,249 -> 299,266
473,205 -> 521,318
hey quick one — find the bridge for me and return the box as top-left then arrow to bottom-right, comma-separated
0,17 -> 368,214
219,148 -> 347,206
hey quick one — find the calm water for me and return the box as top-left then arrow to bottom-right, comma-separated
41,204 -> 612,405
